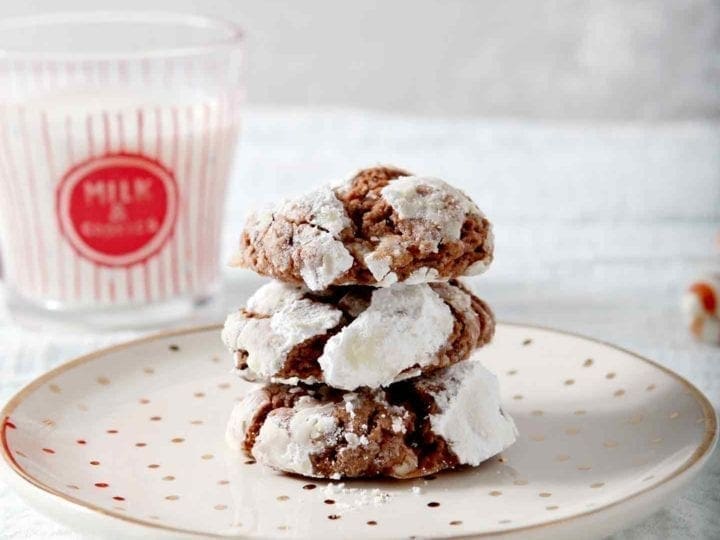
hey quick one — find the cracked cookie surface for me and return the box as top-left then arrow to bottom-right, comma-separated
231,166 -> 494,290
221,280 -> 495,390
226,360 -> 517,479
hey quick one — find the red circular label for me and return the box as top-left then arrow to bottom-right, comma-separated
57,153 -> 179,267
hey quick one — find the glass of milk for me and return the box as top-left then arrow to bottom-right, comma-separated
0,12 -> 243,329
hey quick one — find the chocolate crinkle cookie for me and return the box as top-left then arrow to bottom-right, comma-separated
221,279 -> 495,390
226,360 -> 517,479
230,166 -> 494,290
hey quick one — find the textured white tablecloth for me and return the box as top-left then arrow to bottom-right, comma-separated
1,107 -> 718,539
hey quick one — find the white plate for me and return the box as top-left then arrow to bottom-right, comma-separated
1,324 -> 716,539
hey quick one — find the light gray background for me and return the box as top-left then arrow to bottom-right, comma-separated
0,2 -> 718,540
1,0 -> 719,120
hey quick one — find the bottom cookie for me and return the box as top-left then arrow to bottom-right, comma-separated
226,360 -> 517,479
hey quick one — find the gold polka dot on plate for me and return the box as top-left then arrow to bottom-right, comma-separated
0,323 -> 712,540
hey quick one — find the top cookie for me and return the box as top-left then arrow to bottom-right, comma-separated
231,166 -> 494,290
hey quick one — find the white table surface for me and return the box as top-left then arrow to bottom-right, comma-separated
1,107 -> 718,539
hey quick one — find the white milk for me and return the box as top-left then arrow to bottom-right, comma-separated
0,88 -> 240,309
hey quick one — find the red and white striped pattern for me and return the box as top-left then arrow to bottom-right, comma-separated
0,90 -> 241,307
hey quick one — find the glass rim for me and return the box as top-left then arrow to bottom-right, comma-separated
0,11 -> 244,60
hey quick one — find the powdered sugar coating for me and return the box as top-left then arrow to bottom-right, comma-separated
293,225 -> 354,291
363,251 -> 398,285
221,281 -> 343,380
226,385 -> 418,479
465,259 -> 490,276
421,360 -> 517,466
225,388 -> 270,451
252,396 -> 339,477
319,284 -> 454,390
392,416 -> 406,434
246,279 -> 304,312
234,186 -> 354,290
321,484 -> 392,511
285,186 -> 351,236
405,267 -> 441,284
270,374 -> 321,385
381,177 -> 482,248
284,187 -> 354,289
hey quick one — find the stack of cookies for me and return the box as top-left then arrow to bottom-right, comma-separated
222,166 -> 517,479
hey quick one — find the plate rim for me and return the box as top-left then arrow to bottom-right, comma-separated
1,322 -> 717,539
